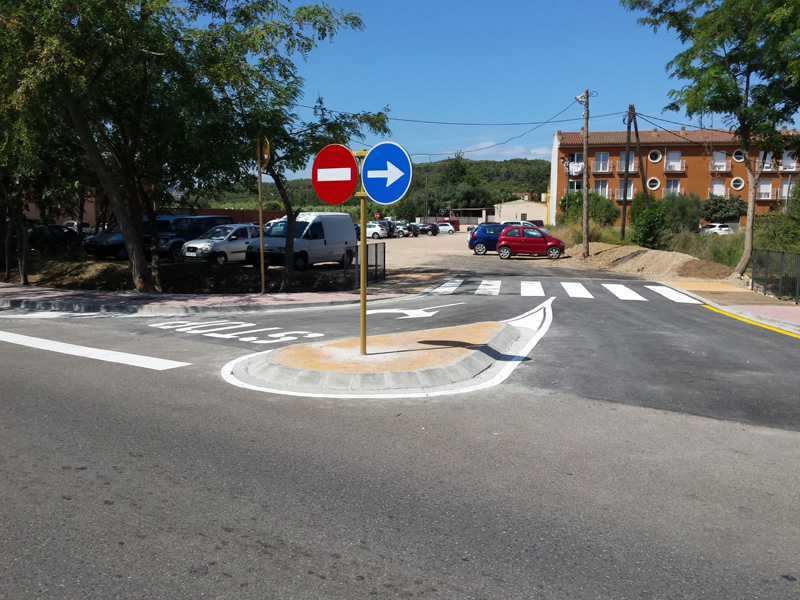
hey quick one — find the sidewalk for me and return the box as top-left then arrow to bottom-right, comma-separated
2,276 -> 798,397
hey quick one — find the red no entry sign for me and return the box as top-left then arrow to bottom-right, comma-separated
312,144 -> 358,205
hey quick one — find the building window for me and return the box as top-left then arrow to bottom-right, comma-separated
731,177 -> 745,191
781,151 -> 798,171
594,180 -> 608,197
665,179 -> 681,195
568,152 -> 583,164
617,180 -> 634,200
618,152 -> 637,173
568,180 -> 583,194
732,149 -> 745,162
647,177 -> 661,191
665,150 -> 684,172
711,151 -> 729,172
759,151 -> 774,171
648,149 -> 662,163
710,179 -> 726,197
593,152 -> 610,172
757,180 -> 772,199
780,179 -> 794,199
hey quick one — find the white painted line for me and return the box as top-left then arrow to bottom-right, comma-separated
430,279 -> 463,295
521,281 -> 545,296
561,282 -> 593,298
317,167 -> 352,182
475,280 -> 501,295
0,331 -> 190,371
645,285 -> 702,304
602,283 -> 647,301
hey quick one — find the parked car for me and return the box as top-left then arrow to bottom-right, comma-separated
366,222 -> 388,238
159,215 -> 235,262
245,212 -> 357,271
86,214 -> 187,260
436,222 -> 455,235
468,223 -> 506,255
496,225 -> 565,260
182,224 -> 261,265
392,220 -> 418,237
699,222 -> 733,235
502,219 -> 549,233
417,223 -> 439,236
437,218 -> 460,231
62,220 -> 92,236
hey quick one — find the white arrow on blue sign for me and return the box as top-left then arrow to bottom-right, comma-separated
361,141 -> 413,205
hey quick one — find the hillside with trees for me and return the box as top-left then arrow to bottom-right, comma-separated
215,155 -> 551,221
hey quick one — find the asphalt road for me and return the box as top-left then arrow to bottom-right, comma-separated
1,248 -> 799,599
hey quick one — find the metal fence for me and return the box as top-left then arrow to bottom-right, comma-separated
342,242 -> 385,288
750,249 -> 800,304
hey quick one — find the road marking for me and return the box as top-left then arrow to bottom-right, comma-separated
521,281 -> 545,296
602,283 -> 647,301
430,279 -> 463,294
148,320 -> 324,345
0,331 -> 190,370
703,305 -> 800,338
645,285 -> 702,304
475,280 -> 501,295
561,282 -> 594,298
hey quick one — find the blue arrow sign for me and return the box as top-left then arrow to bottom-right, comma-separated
361,141 -> 413,205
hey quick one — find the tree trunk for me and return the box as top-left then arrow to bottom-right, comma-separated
734,146 -> 759,276
269,167 -> 296,293
66,98 -> 157,293
13,210 -> 29,285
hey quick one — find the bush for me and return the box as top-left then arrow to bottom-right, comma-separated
703,194 -> 747,223
631,202 -> 668,249
668,231 -> 745,268
661,193 -> 703,233
558,192 -> 620,226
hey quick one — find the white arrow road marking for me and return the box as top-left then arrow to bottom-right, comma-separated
366,302 -> 465,319
317,167 -> 352,182
0,331 -> 190,371
366,161 -> 404,186
221,298 -> 555,399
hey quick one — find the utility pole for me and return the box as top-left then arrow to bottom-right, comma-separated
621,105 -> 633,240
576,89 -> 590,259
631,107 -> 650,208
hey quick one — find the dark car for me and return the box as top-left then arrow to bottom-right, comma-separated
417,223 -> 439,236
496,225 -> 565,260
392,220 -> 419,237
158,215 -> 235,262
468,223 -> 505,255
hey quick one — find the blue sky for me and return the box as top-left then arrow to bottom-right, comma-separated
288,0 -> 702,177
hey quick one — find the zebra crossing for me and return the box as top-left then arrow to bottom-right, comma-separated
429,279 -> 702,304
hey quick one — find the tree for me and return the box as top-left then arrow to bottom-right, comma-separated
702,194 -> 747,223
1,1 -> 388,293
558,192 -> 620,226
661,192 -> 704,233
621,0 -> 800,275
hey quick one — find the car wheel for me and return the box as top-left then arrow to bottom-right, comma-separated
448,230 -> 454,235
498,246 -> 512,259
427,230 -> 433,236
473,242 -> 487,255
547,246 -> 562,260
372,232 -> 380,239
396,230 -> 404,238
215,252 -> 228,265
169,244 -> 183,263
293,252 -> 308,271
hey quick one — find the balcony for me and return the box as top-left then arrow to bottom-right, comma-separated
664,160 -> 687,173
662,186 -> 682,197
615,187 -> 637,201
708,188 -> 730,199
616,161 -> 637,174
757,160 -> 775,172
779,161 -> 799,173
709,159 -> 732,173
756,188 -> 775,200
591,160 -> 612,174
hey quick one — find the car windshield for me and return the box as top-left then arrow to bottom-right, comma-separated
199,225 -> 235,240
168,218 -> 196,232
265,220 -> 308,238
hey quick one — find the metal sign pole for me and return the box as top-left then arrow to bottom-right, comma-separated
353,150 -> 368,355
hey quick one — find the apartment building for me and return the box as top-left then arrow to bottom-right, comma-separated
548,127 -> 798,225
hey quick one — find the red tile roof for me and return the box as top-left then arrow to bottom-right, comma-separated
557,129 -> 749,147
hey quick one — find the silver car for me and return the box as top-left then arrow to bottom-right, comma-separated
182,224 -> 261,265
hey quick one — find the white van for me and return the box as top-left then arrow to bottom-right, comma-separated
245,212 -> 357,270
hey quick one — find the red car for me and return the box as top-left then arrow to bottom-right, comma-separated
496,225 -> 565,260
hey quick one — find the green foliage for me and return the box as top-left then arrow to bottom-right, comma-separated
660,193 -> 703,233
668,231 -> 745,268
703,194 -> 747,223
631,202 -> 668,249
626,192 -> 654,225
557,192 -> 620,226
